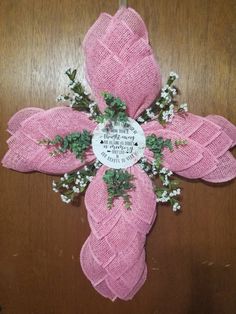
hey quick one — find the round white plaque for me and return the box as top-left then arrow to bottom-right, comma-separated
92,118 -> 146,169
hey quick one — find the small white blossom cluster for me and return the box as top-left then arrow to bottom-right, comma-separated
156,167 -> 182,212
151,161 -> 158,176
160,85 -> 176,103
156,190 -> 170,203
56,93 -> 81,107
169,86 -> 177,96
137,116 -> 145,123
71,95 -> 83,107
75,167 -> 93,191
88,102 -> 98,118
60,173 -> 69,180
57,79 -> 99,118
56,75 -> 92,111
172,202 -> 181,212
61,195 -> 71,203
161,104 -> 175,123
139,160 -> 182,213
159,167 -> 173,185
139,158 -> 160,178
94,159 -> 102,169
169,189 -> 181,197
179,103 -> 188,112
52,161 -> 102,204
155,81 -> 179,123
136,71 -> 180,124
139,157 -> 152,172
56,95 -> 68,102
156,189 -> 181,212
169,71 -> 179,80
145,108 -> 155,119
52,180 -> 58,192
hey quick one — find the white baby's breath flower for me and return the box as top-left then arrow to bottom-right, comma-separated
156,194 -> 170,203
89,102 -> 96,108
146,108 -> 155,119
160,167 -> 168,174
56,95 -> 64,102
137,116 -> 145,123
169,71 -> 179,80
170,86 -> 177,95
176,188 -> 181,195
180,103 -> 188,112
162,109 -> 175,123
163,177 -> 170,186
73,186 -> 80,193
155,101 -> 164,109
69,82 -> 77,89
173,202 -> 181,212
86,176 -> 93,182
61,195 -> 71,204
161,91 -> 169,99
94,160 -> 102,169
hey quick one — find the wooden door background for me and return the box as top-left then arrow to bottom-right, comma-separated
0,1 -> 236,313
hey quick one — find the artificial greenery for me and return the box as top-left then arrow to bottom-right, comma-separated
140,133 -> 186,211
39,130 -> 92,161
174,139 -> 188,147
52,160 -> 102,204
96,93 -> 129,124
57,68 -> 101,119
155,167 -> 181,211
146,134 -> 173,169
137,72 -> 188,125
58,69 -> 129,124
103,169 -> 135,209
65,68 -> 77,81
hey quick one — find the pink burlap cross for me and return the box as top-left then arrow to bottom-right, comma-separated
2,7 -> 236,300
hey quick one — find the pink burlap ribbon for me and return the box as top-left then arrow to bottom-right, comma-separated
2,7 -> 236,300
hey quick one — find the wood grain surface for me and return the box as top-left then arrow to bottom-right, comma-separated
0,1 -> 236,313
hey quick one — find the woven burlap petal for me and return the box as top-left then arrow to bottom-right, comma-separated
7,107 -> 45,135
83,7 -> 161,118
2,107 -> 96,174
203,151 -> 236,183
81,164 -> 156,300
142,113 -> 236,181
206,115 -> 236,147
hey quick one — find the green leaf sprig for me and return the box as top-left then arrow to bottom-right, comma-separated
39,130 -> 92,161
57,68 -> 101,119
146,134 -> 173,169
137,72 -> 188,125
103,169 -> 135,209
96,93 -> 129,124
140,134 -> 187,212
52,160 -> 102,204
